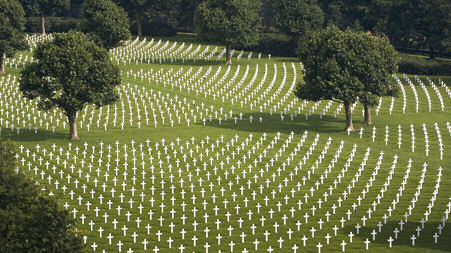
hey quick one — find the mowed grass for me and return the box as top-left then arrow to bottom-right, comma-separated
1,35 -> 451,253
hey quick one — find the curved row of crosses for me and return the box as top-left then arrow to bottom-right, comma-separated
1,67 -> 449,136
2,35 -> 450,253
15,128 -> 450,252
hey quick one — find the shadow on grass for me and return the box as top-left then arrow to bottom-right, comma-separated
343,220 -> 449,252
133,58 -> 280,67
196,112 -> 348,135
0,128 -> 68,142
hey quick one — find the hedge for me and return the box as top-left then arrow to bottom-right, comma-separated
398,54 -> 451,76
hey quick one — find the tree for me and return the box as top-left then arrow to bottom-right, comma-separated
79,0 -> 131,49
0,140 -> 87,252
194,0 -> 261,64
358,33 -> 399,124
384,0 -> 450,59
177,0 -> 202,32
120,0 -> 181,36
0,0 -> 28,74
295,26 -> 398,131
19,31 -> 121,140
273,0 -> 324,51
113,0 -> 155,37
19,0 -> 70,35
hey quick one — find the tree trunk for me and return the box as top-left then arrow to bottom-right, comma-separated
137,20 -> 142,38
344,101 -> 354,131
226,45 -> 232,65
296,35 -> 303,52
0,54 -> 5,74
364,104 -> 372,125
41,16 -> 46,35
429,45 -> 435,59
68,112 -> 80,140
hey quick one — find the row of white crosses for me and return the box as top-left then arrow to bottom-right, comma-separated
403,74 -> 420,113
440,79 -> 451,98
354,122 -> 447,160
3,69 -> 449,138
124,56 -> 358,123
4,53 -> 34,70
124,61 -> 308,118
13,132 -> 356,251
393,75 -> 407,114
401,74 -> 450,113
234,64 -> 267,108
17,129 -> 449,252
1,71 -> 271,135
375,164 -> 445,248
322,150 -> 391,252
26,33 -> 54,52
349,159 -> 434,249
426,77 -> 445,111
6,35 -> 450,123
414,76 -> 433,112
434,122 -> 444,160
3,35 -> 52,70
110,37 -> 261,65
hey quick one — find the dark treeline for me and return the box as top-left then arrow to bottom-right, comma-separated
19,0 -> 450,59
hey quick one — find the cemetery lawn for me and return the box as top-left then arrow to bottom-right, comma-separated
1,35 -> 451,253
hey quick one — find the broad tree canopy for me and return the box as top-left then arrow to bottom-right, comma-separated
79,0 -> 131,49
194,0 -> 261,64
20,31 -> 121,140
296,26 -> 398,130
358,33 -> 399,124
273,0 -> 324,51
0,0 -> 28,74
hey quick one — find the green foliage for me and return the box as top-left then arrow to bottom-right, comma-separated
0,0 -> 28,73
114,0 -> 180,37
194,0 -> 261,49
19,0 -> 70,18
25,17 -> 79,33
381,0 -> 451,58
358,34 -> 400,107
19,31 -> 121,139
130,20 -> 177,37
296,26 -> 363,103
0,140 -> 86,252
19,0 -> 70,34
398,54 -> 451,76
318,0 -> 385,32
79,0 -> 131,49
296,26 -> 399,129
273,0 -> 324,45
235,32 -> 297,57
177,0 -> 202,32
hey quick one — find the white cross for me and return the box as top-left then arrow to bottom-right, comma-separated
364,238 -> 370,250
341,240 -> 346,252
388,236 -> 394,248
411,235 -> 416,246
142,239 -> 149,250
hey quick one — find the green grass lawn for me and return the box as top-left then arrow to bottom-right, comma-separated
1,35 -> 451,253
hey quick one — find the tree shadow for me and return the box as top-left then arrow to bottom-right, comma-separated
343,220 -> 450,252
130,58 -> 280,67
0,128 -> 68,142
196,112 -> 348,135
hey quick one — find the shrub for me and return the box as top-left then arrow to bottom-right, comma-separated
234,33 -> 296,57
398,54 -> 451,76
